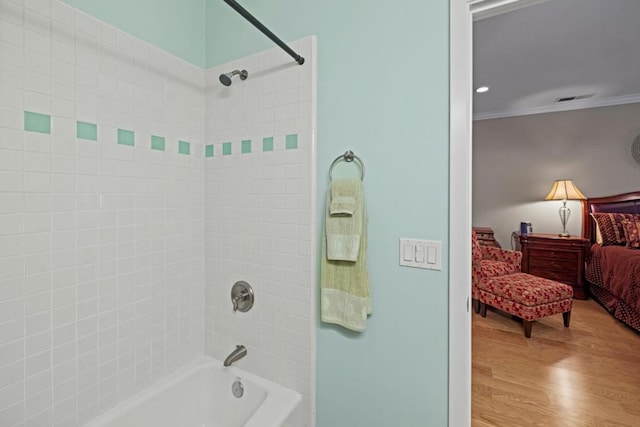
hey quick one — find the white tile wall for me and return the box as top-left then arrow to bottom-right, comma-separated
204,37 -> 317,427
1,2 -> 316,426
0,1 -> 205,426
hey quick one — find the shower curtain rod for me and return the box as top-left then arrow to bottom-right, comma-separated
222,0 -> 305,65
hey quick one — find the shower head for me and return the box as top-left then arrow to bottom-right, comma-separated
219,69 -> 248,86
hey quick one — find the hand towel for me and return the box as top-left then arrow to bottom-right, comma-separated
326,179 -> 363,261
330,196 -> 356,216
321,184 -> 371,332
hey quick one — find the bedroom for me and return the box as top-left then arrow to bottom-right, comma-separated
470,0 -> 640,425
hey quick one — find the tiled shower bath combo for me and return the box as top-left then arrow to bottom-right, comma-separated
0,1 -> 316,426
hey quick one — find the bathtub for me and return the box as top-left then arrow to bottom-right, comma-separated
83,356 -> 301,427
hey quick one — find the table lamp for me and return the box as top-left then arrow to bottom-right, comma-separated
544,179 -> 586,237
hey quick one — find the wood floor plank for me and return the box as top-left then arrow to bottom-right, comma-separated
473,299 -> 640,427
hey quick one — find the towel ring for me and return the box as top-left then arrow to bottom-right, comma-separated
329,150 -> 365,181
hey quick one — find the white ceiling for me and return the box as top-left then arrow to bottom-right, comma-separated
473,0 -> 640,120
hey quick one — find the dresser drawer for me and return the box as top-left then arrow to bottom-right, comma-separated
529,248 -> 578,261
528,268 -> 576,284
519,233 -> 589,299
529,257 -> 577,272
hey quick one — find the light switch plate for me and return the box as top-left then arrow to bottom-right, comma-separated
399,238 -> 442,271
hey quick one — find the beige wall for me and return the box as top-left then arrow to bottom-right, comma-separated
473,103 -> 640,248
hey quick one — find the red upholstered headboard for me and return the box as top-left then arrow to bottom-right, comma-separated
582,191 -> 640,244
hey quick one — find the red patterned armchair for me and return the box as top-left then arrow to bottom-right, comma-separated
472,230 -> 522,313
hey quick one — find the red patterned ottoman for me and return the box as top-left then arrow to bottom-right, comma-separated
477,272 -> 573,338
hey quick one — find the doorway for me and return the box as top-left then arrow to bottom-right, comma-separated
448,1 -> 549,426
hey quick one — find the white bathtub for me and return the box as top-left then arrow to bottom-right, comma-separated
83,356 -> 301,427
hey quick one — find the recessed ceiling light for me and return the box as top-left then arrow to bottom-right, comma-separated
475,86 -> 489,93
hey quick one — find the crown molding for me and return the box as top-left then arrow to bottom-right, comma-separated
469,0 -> 552,21
473,93 -> 640,121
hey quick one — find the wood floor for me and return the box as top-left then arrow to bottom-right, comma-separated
472,299 -> 640,426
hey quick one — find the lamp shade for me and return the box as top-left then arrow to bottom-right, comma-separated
544,179 -> 586,201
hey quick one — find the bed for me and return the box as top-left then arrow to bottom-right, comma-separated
582,191 -> 640,332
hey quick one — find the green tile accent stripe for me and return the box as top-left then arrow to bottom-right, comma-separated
76,121 -> 97,141
117,129 -> 135,146
286,134 -> 298,150
151,135 -> 165,151
241,139 -> 251,154
22,113 -> 303,159
178,140 -> 190,155
24,111 -> 51,134
262,137 -> 273,152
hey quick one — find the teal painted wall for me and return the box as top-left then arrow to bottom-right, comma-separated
63,0 -> 206,67
208,1 -> 450,425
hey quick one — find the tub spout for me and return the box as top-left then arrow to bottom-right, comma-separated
223,345 -> 247,367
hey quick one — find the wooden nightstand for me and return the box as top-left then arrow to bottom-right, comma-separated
519,233 -> 590,299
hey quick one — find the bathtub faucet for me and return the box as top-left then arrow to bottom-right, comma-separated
223,345 -> 247,367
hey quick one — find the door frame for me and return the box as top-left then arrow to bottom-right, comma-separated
448,1 -> 548,425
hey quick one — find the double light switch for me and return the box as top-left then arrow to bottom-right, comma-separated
399,238 -> 442,270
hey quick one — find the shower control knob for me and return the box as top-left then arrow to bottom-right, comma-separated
231,281 -> 254,312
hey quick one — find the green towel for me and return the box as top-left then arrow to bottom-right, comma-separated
321,182 -> 371,332
326,179 -> 363,261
